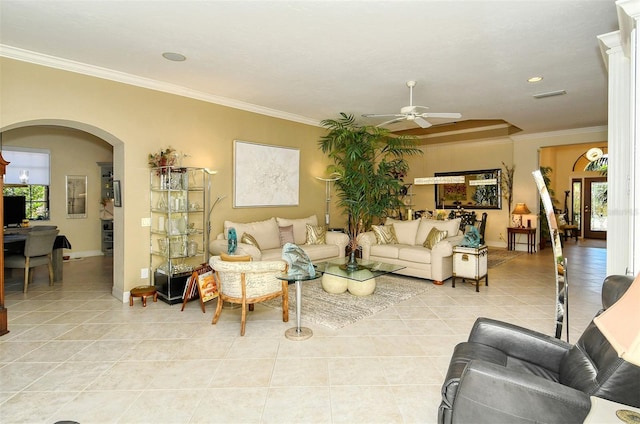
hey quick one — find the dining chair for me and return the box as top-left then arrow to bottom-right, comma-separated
4,229 -> 60,293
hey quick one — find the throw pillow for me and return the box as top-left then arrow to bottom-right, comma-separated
556,214 -> 568,226
278,225 -> 295,246
372,225 -> 398,245
423,227 -> 448,249
305,224 -> 326,245
224,217 -> 280,250
276,215 -> 318,245
240,232 -> 261,250
220,252 -> 252,262
391,219 -> 421,245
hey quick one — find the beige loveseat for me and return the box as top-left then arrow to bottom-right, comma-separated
358,217 -> 464,284
209,215 -> 349,261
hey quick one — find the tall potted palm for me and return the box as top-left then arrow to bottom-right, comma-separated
319,113 -> 421,266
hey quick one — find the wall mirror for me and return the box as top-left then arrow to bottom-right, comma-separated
66,175 -> 87,218
434,169 -> 502,209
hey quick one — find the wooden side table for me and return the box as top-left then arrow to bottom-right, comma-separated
452,245 -> 488,292
129,285 -> 158,307
507,227 -> 536,254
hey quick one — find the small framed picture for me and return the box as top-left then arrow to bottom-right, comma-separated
113,180 -> 122,207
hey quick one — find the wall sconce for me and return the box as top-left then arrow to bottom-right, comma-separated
512,202 -> 531,228
19,169 -> 29,184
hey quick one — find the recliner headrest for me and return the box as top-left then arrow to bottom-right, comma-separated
602,275 -> 634,310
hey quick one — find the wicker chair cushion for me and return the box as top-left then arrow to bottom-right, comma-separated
211,258 -> 286,298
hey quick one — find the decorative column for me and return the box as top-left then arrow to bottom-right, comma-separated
598,0 -> 639,276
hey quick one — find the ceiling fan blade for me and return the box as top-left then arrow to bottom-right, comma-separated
362,113 -> 404,118
414,117 -> 432,128
422,112 -> 462,119
376,117 -> 407,128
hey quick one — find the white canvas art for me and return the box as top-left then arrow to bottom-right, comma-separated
233,140 -> 300,207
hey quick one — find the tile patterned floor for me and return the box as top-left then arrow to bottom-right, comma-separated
0,241 -> 606,423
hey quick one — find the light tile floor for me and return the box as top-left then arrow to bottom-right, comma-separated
0,241 -> 606,423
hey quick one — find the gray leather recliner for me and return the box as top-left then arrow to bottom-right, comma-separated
438,274 -> 640,424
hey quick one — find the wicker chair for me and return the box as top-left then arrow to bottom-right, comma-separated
210,257 -> 288,335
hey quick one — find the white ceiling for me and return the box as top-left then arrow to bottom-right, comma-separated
0,1 -> 619,135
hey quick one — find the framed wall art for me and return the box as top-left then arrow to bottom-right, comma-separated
233,140 -> 300,207
66,175 -> 87,218
434,169 -> 502,209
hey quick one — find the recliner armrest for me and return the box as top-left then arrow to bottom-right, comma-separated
468,318 -> 570,373
450,360 -> 590,424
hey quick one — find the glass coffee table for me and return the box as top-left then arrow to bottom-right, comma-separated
315,258 -> 405,296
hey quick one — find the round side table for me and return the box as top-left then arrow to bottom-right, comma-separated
129,285 -> 158,307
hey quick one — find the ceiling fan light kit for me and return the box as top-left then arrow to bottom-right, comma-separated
362,81 -> 461,129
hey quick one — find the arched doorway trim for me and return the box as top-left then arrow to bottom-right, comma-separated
1,119 -> 125,301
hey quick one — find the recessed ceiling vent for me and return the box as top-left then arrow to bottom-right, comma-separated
533,90 -> 567,99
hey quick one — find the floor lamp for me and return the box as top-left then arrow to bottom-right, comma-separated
315,174 -> 341,226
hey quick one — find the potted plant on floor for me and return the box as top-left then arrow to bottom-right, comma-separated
319,113 -> 421,268
538,166 -> 558,249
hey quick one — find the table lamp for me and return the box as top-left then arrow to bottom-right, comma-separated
512,202 -> 531,228
594,274 -> 640,367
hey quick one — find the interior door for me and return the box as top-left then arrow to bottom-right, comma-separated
584,177 -> 607,240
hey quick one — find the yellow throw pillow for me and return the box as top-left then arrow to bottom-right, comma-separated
423,227 -> 448,249
305,224 -> 326,245
372,225 -> 398,245
240,232 -> 261,250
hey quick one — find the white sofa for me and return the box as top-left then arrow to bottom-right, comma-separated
358,217 -> 464,284
209,215 -> 349,261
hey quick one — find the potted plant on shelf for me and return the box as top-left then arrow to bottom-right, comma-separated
319,113 -> 421,269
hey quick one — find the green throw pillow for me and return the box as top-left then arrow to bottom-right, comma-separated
240,232 -> 261,250
423,227 -> 448,249
305,224 -> 326,245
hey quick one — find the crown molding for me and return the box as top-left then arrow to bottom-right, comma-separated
511,125 -> 608,141
0,45 -> 322,127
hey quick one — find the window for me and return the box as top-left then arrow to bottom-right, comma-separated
2,148 -> 51,220
3,185 -> 50,220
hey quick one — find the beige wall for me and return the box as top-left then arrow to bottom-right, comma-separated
406,138 -> 514,246
3,126 -> 113,255
1,58 -> 328,300
539,142 -> 607,202
0,57 -> 610,297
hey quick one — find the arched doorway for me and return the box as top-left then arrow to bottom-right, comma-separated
1,119 -> 125,300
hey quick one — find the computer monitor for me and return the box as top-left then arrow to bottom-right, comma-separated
3,196 -> 26,228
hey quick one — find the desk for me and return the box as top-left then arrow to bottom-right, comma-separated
4,229 -> 72,282
507,227 -> 536,254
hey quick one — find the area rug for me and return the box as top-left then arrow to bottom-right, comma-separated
487,247 -> 525,268
263,274 -> 433,330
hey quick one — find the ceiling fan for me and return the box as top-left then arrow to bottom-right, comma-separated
362,81 -> 461,129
